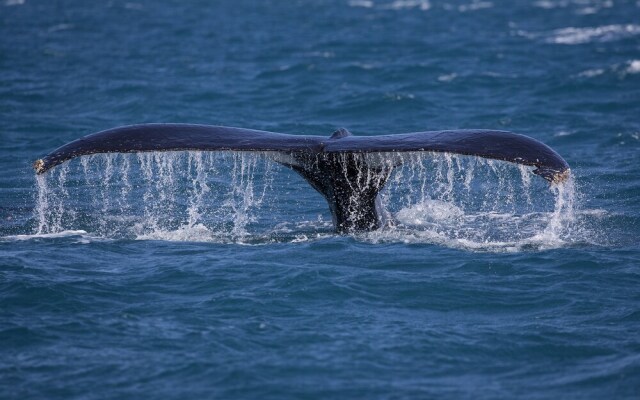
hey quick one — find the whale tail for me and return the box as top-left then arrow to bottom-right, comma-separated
33,124 -> 570,232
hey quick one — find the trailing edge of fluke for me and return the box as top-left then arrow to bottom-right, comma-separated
33,124 -> 570,232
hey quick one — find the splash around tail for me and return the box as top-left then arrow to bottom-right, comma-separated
33,124 -> 570,233
31,151 -> 583,250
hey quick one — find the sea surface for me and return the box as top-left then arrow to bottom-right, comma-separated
1,0 -> 639,398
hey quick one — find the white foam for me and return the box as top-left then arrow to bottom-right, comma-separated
2,230 -> 108,244
533,0 -> 614,13
395,199 -> 463,225
364,208 -> 576,252
533,0 -> 561,9
348,0 -> 431,10
384,0 -> 431,10
348,0 -> 374,7
547,24 -> 640,45
577,209 -> 607,217
437,73 -> 457,82
365,168 -> 585,252
135,223 -> 221,243
575,59 -> 640,79
578,68 -> 605,78
627,60 -> 640,74
457,1 -> 493,12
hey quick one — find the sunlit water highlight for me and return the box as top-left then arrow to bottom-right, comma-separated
33,151 -> 587,251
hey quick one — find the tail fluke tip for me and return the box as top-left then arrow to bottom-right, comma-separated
534,166 -> 571,184
33,159 -> 45,174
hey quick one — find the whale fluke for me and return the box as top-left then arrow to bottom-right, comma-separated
33,123 -> 570,232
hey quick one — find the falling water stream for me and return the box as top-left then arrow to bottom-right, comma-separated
33,151 -> 581,251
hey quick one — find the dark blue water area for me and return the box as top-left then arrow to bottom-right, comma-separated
1,0 -> 640,398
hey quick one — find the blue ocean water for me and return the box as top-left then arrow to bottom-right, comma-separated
1,0 -> 640,398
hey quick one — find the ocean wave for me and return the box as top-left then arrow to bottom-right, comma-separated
627,60 -> 640,74
1,230 -> 109,244
348,0 -> 432,10
4,0 -> 25,6
454,1 -> 493,12
533,0 -> 615,15
347,0 -> 496,11
547,24 -> 640,45
575,59 -> 640,79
